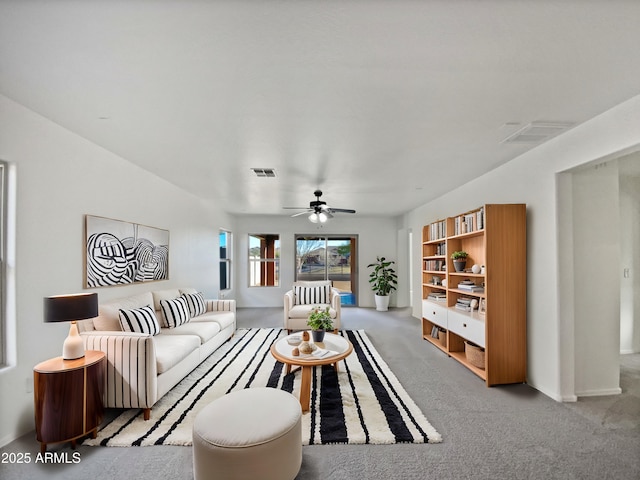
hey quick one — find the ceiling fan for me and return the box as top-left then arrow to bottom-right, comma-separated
284,190 -> 356,223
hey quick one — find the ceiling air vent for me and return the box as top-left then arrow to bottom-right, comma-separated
502,122 -> 574,144
251,167 -> 277,178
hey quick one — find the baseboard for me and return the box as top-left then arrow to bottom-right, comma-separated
561,395 -> 578,402
527,381 -> 564,402
575,387 -> 622,397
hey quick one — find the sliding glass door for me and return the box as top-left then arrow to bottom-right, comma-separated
295,235 -> 357,306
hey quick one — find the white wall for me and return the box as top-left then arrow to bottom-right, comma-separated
232,214 -> 399,308
571,162 -> 621,396
404,93 -> 640,401
619,156 -> 640,354
0,95 -> 231,446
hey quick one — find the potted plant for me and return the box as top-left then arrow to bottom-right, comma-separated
307,306 -> 333,342
367,256 -> 398,311
451,251 -> 468,272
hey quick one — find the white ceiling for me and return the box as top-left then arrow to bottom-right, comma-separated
1,1 -> 640,217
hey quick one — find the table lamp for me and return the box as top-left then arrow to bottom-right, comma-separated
44,292 -> 98,360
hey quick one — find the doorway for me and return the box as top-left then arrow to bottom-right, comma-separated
295,235 -> 358,306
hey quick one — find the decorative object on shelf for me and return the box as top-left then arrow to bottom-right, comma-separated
478,298 -> 486,315
450,251 -> 468,272
44,292 -> 98,359
470,299 -> 478,310
307,306 -> 333,342
481,265 -> 486,275
464,341 -> 485,369
85,215 -> 169,288
441,279 -> 447,288
431,275 -> 441,285
437,329 -> 447,348
471,264 -> 481,274
367,256 -> 398,311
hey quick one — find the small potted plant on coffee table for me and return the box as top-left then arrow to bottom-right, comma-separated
307,306 -> 334,342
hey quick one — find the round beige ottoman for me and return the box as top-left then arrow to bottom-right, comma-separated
192,387 -> 302,480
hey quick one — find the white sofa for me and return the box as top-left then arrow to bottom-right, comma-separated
283,280 -> 341,332
78,287 -> 235,420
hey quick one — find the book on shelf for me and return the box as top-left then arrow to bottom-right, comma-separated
427,292 -> 447,302
453,207 -> 485,235
424,259 -> 445,271
431,326 -> 439,339
458,284 -> 484,292
455,303 -> 472,312
429,220 -> 446,241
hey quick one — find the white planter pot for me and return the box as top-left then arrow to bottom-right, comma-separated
374,294 -> 390,311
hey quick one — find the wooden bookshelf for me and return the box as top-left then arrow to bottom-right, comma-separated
421,204 -> 527,386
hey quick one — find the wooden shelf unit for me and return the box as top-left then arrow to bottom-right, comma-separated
421,204 -> 527,386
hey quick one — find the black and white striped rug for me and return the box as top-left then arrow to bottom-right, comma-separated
84,328 -> 442,446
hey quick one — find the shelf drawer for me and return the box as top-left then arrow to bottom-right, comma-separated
447,310 -> 485,348
422,300 -> 447,329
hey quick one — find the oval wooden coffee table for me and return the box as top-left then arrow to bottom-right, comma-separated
271,332 -> 353,413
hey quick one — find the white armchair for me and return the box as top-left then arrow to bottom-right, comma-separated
284,281 -> 341,332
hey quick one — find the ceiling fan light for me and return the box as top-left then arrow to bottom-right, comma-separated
308,212 -> 329,223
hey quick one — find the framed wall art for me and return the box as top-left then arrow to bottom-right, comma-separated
84,215 -> 169,288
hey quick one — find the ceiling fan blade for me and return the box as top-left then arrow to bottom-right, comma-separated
283,207 -> 309,210
327,208 -> 356,214
290,210 -> 312,217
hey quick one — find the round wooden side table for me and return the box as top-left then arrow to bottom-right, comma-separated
33,350 -> 105,453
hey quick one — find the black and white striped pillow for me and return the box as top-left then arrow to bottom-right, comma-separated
181,292 -> 206,317
118,305 -> 160,335
160,297 -> 191,328
294,285 -> 330,305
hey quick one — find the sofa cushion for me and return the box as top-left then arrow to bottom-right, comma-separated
160,297 -> 191,328
294,285 -> 330,305
152,288 -> 182,311
118,305 -> 160,335
191,311 -> 235,330
288,304 -> 337,319
181,292 -> 206,317
179,287 -> 198,295
160,321 -> 221,345
153,333 -> 201,374
94,291 -> 155,331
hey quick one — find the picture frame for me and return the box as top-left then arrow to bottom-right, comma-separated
84,215 -> 169,288
478,298 -> 486,315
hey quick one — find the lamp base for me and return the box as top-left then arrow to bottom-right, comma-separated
62,322 -> 85,360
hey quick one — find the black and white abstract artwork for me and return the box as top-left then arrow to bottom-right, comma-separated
85,215 -> 169,288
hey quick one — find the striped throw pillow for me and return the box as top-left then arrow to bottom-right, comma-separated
294,285 -> 330,305
118,305 -> 160,335
160,297 -> 191,328
181,292 -> 206,317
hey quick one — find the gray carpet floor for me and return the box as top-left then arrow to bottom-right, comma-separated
2,307 -> 639,480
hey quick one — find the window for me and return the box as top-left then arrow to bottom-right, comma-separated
249,234 -> 280,287
295,235 -> 357,306
219,230 -> 231,291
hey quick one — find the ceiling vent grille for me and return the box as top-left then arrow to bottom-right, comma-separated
251,167 -> 277,177
502,122 -> 574,144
